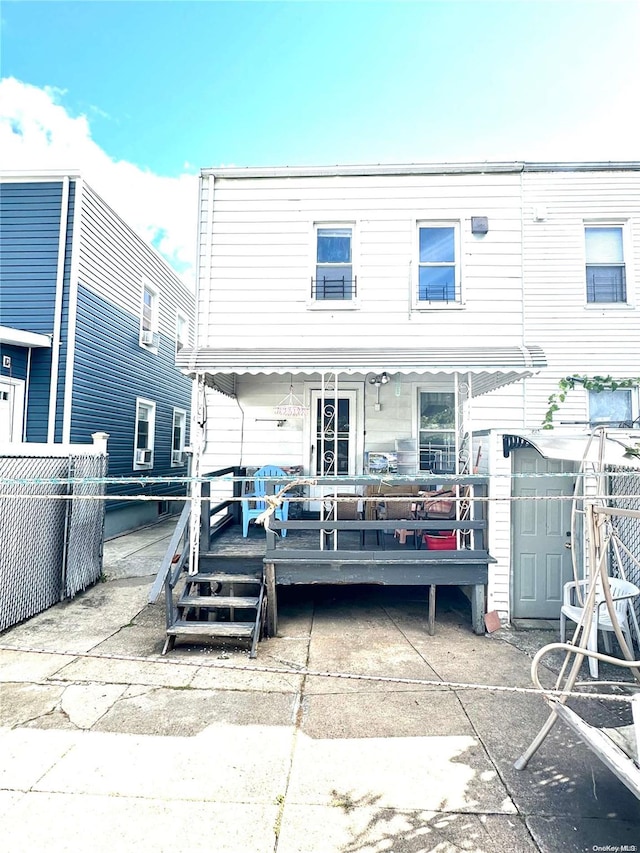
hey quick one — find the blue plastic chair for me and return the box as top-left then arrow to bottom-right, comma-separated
242,465 -> 289,537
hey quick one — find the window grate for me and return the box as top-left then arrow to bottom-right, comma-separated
311,276 -> 357,300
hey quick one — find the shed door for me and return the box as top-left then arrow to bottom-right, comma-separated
512,448 -> 575,619
0,379 -> 25,443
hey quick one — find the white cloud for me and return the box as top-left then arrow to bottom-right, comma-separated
0,78 -> 198,287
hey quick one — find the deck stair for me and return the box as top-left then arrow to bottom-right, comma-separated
163,571 -> 266,658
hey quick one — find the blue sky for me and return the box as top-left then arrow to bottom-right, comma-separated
1,0 -> 639,278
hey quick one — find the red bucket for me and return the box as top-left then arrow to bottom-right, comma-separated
423,532 -> 457,550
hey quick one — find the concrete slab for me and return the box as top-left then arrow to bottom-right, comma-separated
0,648 -> 71,682
286,730 -> 517,813
0,682 -> 64,728
278,805 -> 539,853
300,688 -> 472,740
191,660 -> 304,693
60,683 -> 128,729
0,728 -> 77,790
34,726 -> 293,805
0,790 -> 26,817
526,815 -> 640,853
305,634 -> 442,695
0,791 -> 279,853
0,578 -> 151,653
91,685 -> 298,737
462,690 -> 640,822
56,654 -> 197,689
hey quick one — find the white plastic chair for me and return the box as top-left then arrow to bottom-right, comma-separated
560,577 -> 640,677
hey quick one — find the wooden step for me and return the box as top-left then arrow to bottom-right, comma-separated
185,572 -> 261,584
178,595 -> 259,609
168,620 -> 255,638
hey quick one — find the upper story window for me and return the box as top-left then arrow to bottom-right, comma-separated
134,398 -> 155,469
416,224 -> 460,306
312,226 -> 355,300
140,282 -> 159,349
175,311 -> 189,354
585,225 -> 627,304
171,408 -> 187,465
589,388 -> 637,428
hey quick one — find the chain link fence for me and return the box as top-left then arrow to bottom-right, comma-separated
607,465 -> 640,626
0,452 -> 107,632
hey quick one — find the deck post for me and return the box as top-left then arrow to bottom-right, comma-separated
428,585 -> 436,635
264,561 -> 277,637
470,584 -> 486,635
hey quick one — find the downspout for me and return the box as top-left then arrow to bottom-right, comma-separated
47,176 -> 70,442
519,168 -> 527,428
23,347 -> 33,441
62,177 -> 83,443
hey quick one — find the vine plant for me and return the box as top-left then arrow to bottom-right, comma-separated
542,375 -> 640,458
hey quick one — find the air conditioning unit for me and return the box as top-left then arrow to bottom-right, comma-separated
140,329 -> 158,346
171,450 -> 184,465
135,448 -> 152,465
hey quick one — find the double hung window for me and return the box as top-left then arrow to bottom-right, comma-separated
313,226 -> 354,300
171,408 -> 187,465
140,282 -> 159,348
134,399 -> 155,468
585,225 -> 627,303
175,311 -> 189,354
417,224 -> 460,305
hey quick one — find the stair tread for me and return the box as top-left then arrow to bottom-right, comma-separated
168,620 -> 255,638
185,573 -> 262,584
179,595 -> 259,608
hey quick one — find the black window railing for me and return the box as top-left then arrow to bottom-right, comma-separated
311,276 -> 357,300
586,265 -> 627,303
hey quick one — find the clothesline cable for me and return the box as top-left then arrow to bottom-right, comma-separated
0,644 -> 637,704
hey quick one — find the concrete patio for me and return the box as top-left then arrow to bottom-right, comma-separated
0,518 -> 638,852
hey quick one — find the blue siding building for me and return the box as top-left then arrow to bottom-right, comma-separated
0,173 -> 194,536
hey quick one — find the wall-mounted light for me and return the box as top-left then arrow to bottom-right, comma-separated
368,372 -> 390,387
368,372 -> 390,411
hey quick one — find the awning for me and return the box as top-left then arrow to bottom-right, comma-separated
0,326 -> 52,348
503,430 -> 640,470
176,345 -> 546,399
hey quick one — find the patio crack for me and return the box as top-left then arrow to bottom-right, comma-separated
272,594 -> 314,851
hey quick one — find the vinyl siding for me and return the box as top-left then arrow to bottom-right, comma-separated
0,180 -> 73,441
74,184 -> 194,507
521,169 -> 640,429
198,172 -> 525,350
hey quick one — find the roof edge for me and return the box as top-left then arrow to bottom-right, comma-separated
201,161 -> 640,180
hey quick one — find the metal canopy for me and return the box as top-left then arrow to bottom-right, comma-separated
176,345 -> 546,398
502,430 -> 640,469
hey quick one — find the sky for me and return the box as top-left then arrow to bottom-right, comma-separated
1,0 -> 639,284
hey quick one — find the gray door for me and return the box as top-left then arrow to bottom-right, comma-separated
512,448 -> 575,619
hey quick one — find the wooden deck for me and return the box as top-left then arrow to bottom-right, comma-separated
194,471 -> 495,639
203,521 -> 493,638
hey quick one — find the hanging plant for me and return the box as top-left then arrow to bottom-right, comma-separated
542,375 -> 640,430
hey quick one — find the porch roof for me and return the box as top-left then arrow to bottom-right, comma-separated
176,345 -> 546,398
0,325 -> 52,349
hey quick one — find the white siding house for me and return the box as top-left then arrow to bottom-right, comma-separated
180,161 -> 640,623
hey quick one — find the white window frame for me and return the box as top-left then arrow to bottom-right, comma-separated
140,280 -> 160,349
133,398 -> 156,469
171,407 -> 187,466
588,387 -> 638,428
175,310 -> 189,356
583,221 -> 633,308
413,221 -> 462,311
307,221 -> 359,310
